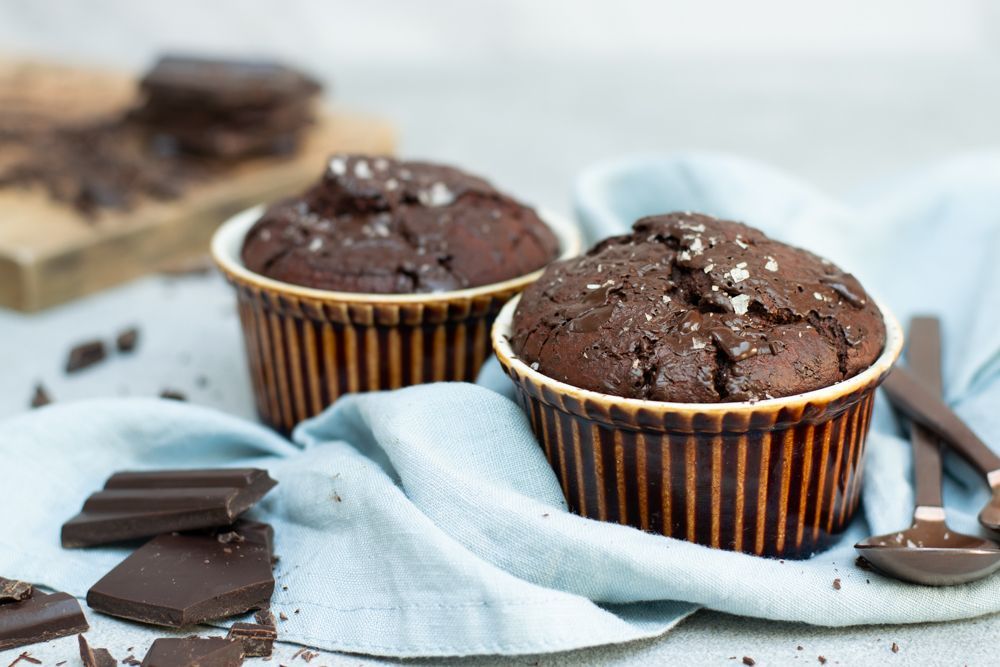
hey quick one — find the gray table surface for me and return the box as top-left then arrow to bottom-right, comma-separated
3,52 -> 1000,666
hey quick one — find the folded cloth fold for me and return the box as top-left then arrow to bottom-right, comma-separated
3,153 -> 1000,658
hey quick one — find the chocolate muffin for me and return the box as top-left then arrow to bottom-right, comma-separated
241,155 -> 560,293
511,212 -> 885,403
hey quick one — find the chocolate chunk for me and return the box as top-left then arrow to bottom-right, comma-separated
87,522 -> 274,627
0,591 -> 89,650
226,623 -> 276,657
832,578 -> 841,590
0,578 -> 32,603
28,385 -> 51,409
79,634 -> 117,667
159,389 -> 187,401
139,637 -> 243,667
116,328 -> 140,353
62,468 -> 277,547
253,609 -> 276,627
742,658 -> 755,666
66,340 -> 107,373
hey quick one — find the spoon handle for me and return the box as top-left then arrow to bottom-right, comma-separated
882,364 -> 1000,479
907,317 -> 944,510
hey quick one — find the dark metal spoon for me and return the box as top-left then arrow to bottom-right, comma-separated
856,317 -> 1000,586
882,356 -> 1000,532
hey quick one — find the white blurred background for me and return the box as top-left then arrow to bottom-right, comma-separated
2,0 -> 999,209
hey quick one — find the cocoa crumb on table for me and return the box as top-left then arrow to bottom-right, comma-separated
742,657 -> 755,666
832,578 -> 841,590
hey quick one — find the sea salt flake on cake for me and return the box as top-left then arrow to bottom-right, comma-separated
765,256 -> 779,272
530,361 -> 540,370
419,182 -> 455,207
814,292 -> 824,301
734,236 -> 749,249
354,160 -> 373,179
730,293 -> 751,315
645,313 -> 652,321
661,295 -> 671,303
586,283 -> 601,289
691,337 -> 707,350
328,157 -> 347,175
308,237 -> 323,252
704,263 -> 715,273
730,266 -> 750,283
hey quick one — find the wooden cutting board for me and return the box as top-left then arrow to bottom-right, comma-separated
0,61 -> 396,312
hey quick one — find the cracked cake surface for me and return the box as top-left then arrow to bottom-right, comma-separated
510,212 -> 885,403
241,154 -> 560,293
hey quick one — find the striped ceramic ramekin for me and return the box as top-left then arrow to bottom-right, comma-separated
492,295 -> 903,559
212,206 -> 582,434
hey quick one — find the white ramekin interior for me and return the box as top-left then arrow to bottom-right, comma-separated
211,204 -> 583,303
492,293 -> 904,414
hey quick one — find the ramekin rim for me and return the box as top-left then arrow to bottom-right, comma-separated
210,204 -> 583,304
492,292 -> 904,414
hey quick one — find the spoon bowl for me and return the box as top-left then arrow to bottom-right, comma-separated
857,517 -> 1000,586
978,486 -> 1000,532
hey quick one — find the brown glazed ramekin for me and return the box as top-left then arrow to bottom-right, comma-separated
212,206 -> 582,434
492,295 -> 903,559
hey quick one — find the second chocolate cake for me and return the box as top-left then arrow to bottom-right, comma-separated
241,155 -> 560,293
511,213 -> 885,403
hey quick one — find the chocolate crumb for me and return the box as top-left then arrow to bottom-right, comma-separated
122,656 -> 140,666
66,340 -> 107,373
742,658 -> 755,666
29,384 -> 52,409
116,327 -> 140,353
294,608 -> 300,614
891,642 -> 899,653
217,531 -> 245,544
281,585 -> 288,591
56,662 -> 66,666
855,556 -> 874,571
254,609 -> 277,627
279,612 -> 289,621
797,646 -> 804,651
159,389 -> 187,401
818,657 -> 827,664
832,578 -> 841,590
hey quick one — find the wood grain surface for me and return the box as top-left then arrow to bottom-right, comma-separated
0,61 -> 396,312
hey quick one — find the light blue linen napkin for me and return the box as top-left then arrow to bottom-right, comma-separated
3,153 -> 1000,658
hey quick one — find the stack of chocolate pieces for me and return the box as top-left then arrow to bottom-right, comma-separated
0,577 -> 88,650
132,55 -> 322,159
57,468 -> 281,665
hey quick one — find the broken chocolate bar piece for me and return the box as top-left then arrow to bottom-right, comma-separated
0,591 -> 89,650
139,637 -> 243,667
87,521 -> 274,627
0,578 -> 32,604
65,340 -> 107,373
226,623 -> 276,657
62,468 -> 277,547
79,633 -> 117,667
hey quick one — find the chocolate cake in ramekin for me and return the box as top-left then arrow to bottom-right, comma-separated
213,155 -> 581,433
492,212 -> 902,558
